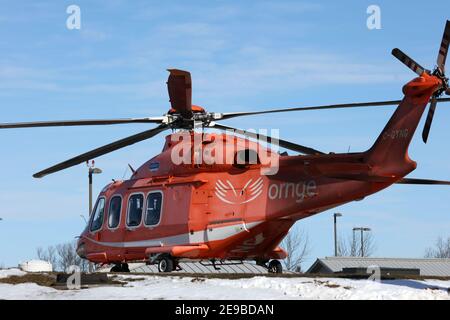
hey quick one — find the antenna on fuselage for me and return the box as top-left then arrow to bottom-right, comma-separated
128,163 -> 136,174
121,163 -> 136,180
80,214 -> 87,224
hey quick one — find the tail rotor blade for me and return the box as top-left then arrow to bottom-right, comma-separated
422,97 -> 438,143
392,48 -> 427,76
437,20 -> 450,73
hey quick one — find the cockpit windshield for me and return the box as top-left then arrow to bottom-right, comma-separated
90,197 -> 105,232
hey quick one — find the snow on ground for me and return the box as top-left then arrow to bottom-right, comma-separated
0,270 -> 449,300
0,268 -> 26,279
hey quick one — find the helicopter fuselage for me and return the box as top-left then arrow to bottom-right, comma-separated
76,72 -> 440,266
75,137 -> 401,265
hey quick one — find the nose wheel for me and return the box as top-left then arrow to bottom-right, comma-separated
158,255 -> 175,272
110,263 -> 130,273
267,260 -> 283,274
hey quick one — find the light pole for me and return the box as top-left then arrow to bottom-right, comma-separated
87,160 -> 102,215
353,227 -> 371,257
333,213 -> 342,256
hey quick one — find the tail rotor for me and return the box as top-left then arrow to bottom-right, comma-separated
392,20 -> 450,143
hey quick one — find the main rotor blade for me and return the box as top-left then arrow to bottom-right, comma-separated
391,48 -> 427,76
0,117 -> 165,129
217,98 -> 450,121
422,97 -> 438,143
437,20 -> 450,73
396,178 -> 450,185
212,123 -> 324,155
167,69 -> 192,118
33,124 -> 168,178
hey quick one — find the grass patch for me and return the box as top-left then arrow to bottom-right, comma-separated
0,273 -> 123,289
0,273 -> 56,287
314,279 -> 349,289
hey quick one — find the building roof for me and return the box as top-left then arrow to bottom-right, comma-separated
129,261 -> 270,274
307,257 -> 450,277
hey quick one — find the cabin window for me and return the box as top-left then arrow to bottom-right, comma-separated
234,149 -> 260,167
108,196 -> 122,229
127,194 -> 144,227
145,192 -> 163,226
90,197 -> 105,232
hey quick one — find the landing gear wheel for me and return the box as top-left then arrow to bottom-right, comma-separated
268,260 -> 283,274
121,263 -> 130,273
110,263 -> 130,273
256,259 -> 269,267
110,264 -> 122,272
158,256 -> 174,273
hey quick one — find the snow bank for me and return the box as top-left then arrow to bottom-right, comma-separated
0,274 -> 449,300
19,260 -> 53,272
0,268 -> 26,279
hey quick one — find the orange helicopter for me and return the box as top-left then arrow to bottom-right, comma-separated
2,22 -> 450,274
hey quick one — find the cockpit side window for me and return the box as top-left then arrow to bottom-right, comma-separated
108,196 -> 122,229
234,149 -> 260,167
90,197 -> 106,232
127,194 -> 144,227
145,191 -> 163,226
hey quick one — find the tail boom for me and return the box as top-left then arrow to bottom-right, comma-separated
366,73 -> 441,178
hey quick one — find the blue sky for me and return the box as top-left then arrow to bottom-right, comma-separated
0,0 -> 450,268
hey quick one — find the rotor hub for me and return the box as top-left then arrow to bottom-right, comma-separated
432,67 -> 449,97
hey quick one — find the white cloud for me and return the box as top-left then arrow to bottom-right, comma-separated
188,47 -> 410,101
81,29 -> 111,42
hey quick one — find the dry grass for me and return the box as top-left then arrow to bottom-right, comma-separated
313,279 -> 347,289
0,272 -> 122,289
114,276 -> 146,283
0,273 -> 56,287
